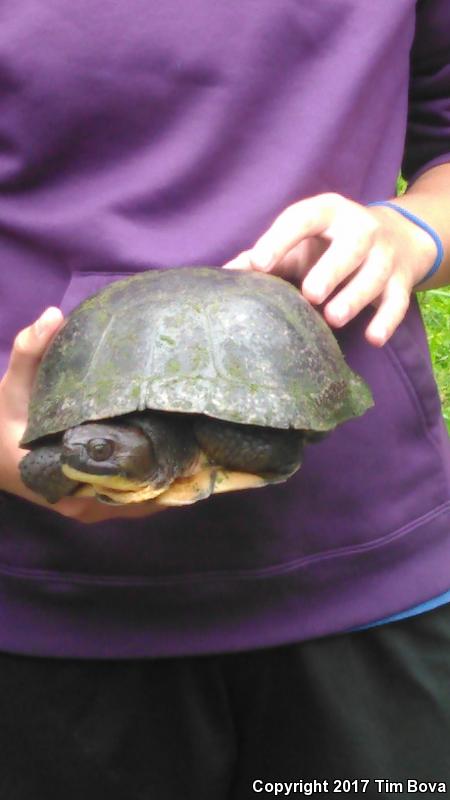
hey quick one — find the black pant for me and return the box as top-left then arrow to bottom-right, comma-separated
1,604 -> 450,799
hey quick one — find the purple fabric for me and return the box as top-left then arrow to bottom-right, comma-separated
0,0 -> 449,658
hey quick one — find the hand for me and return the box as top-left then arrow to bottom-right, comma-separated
225,193 -> 437,346
0,309 -> 165,524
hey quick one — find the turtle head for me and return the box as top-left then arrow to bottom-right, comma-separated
60,414 -> 199,504
60,420 -> 172,502
19,422 -> 159,505
62,422 -> 154,480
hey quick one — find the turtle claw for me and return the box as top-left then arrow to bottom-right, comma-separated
210,470 -> 268,494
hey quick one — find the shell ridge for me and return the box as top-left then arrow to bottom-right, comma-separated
138,382 -> 148,411
204,305 -> 229,383
141,306 -> 158,410
82,313 -> 115,384
200,307 -> 220,409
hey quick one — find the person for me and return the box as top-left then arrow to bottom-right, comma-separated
0,0 -> 449,796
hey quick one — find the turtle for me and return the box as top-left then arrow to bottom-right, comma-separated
19,267 -> 373,506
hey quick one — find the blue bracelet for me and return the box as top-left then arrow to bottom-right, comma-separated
368,200 -> 444,286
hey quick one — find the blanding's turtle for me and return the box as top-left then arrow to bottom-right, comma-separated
19,268 -> 373,506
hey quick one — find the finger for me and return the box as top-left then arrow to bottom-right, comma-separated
2,307 -> 64,407
225,240 -> 327,283
223,251 -> 253,270
365,278 -> 411,347
301,226 -> 376,305
323,244 -> 394,328
249,194 -> 340,271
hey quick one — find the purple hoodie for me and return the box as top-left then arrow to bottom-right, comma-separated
0,0 -> 449,658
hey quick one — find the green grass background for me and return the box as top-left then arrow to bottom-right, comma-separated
396,175 -> 449,435
418,289 -> 450,435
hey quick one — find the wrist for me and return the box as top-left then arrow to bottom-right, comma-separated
368,200 -> 442,287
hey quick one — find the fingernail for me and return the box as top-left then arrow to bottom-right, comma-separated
223,253 -> 251,271
369,324 -> 387,345
35,317 -> 47,338
330,304 -> 349,325
35,307 -> 62,337
250,247 -> 275,271
304,282 -> 326,304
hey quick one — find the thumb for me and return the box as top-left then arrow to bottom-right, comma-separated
2,307 -> 64,410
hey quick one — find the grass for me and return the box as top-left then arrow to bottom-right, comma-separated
418,289 -> 450,435
395,175 -> 450,435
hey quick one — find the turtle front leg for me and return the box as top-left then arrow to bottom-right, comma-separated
156,416 -> 306,505
19,444 -> 80,503
193,416 -> 306,481
152,416 -> 307,506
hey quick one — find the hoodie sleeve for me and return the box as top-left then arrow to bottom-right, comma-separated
402,0 -> 450,183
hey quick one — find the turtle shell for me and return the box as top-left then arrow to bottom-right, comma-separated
21,267 -> 373,446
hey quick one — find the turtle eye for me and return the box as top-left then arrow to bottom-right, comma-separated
87,438 -> 114,461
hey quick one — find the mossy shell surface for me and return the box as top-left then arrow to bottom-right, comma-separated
22,267 -> 373,445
